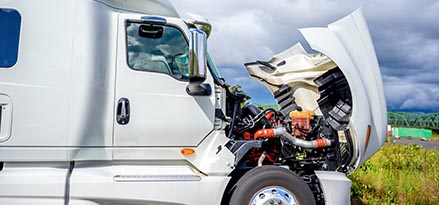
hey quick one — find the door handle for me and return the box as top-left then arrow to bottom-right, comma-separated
117,98 -> 130,125
0,95 -> 12,142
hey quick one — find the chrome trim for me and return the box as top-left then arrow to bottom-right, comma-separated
113,175 -> 202,182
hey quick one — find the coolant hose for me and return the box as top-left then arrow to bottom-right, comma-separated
254,127 -> 332,149
254,129 -> 276,139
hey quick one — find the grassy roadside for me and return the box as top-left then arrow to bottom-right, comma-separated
349,142 -> 439,204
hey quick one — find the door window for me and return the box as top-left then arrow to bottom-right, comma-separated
0,8 -> 21,68
126,22 -> 189,80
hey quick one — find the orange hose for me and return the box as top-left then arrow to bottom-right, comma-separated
265,111 -> 273,120
254,129 -> 275,140
315,139 -> 329,148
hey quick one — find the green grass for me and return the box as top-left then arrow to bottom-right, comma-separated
349,142 -> 439,204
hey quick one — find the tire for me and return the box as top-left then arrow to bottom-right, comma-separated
229,166 -> 316,205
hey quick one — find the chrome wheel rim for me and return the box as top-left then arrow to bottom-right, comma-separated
249,186 -> 298,205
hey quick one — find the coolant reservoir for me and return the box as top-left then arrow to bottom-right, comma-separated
290,109 -> 314,136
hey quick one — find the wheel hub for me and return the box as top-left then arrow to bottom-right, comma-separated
249,186 -> 298,205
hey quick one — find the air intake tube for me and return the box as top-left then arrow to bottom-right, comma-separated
254,127 -> 332,149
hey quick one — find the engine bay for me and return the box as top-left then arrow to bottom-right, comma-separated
224,67 -> 354,203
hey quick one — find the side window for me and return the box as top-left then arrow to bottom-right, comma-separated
0,8 -> 21,68
126,22 -> 189,80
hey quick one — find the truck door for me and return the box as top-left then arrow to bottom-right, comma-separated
114,14 -> 215,147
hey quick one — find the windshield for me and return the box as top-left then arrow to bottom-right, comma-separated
207,53 -> 221,79
126,22 -> 189,80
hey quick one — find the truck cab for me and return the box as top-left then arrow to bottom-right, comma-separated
0,0 -> 387,204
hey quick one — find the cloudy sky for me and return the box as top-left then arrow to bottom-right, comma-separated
173,0 -> 439,113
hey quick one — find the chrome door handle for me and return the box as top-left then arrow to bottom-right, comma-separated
117,98 -> 130,125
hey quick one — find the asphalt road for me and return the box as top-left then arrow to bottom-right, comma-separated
392,138 -> 439,151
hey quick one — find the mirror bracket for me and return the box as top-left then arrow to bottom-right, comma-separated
186,83 -> 211,96
184,13 -> 212,38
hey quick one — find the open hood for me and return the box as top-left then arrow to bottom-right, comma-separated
245,9 -> 387,171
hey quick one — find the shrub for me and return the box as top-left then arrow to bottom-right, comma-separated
349,142 -> 439,204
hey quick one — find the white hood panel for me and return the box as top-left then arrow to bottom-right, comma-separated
246,9 -> 387,170
246,43 -> 337,113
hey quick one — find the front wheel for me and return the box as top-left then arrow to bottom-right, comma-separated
229,166 -> 316,205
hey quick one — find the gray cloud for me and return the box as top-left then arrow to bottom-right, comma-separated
174,0 -> 439,112
384,76 -> 439,112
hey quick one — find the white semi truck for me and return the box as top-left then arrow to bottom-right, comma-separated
0,0 -> 387,204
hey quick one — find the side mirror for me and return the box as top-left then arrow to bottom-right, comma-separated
189,29 -> 207,81
187,29 -> 211,96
